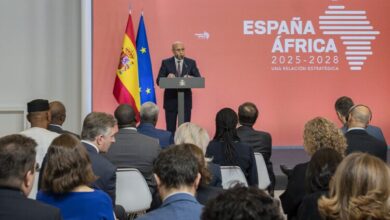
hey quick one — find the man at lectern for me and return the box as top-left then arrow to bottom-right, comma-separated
157,41 -> 201,133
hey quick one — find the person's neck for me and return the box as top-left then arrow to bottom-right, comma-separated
30,122 -> 48,129
71,185 -> 94,192
159,185 -> 195,200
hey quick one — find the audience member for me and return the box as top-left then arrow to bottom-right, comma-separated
318,153 -> 390,220
345,104 -> 387,161
206,108 -> 258,186
137,144 -> 203,220
280,117 -> 347,220
80,112 -> 126,219
48,101 -> 80,138
105,104 -> 160,193
175,122 -> 222,187
201,185 -> 284,220
297,148 -> 342,220
37,134 -> 115,220
138,101 -> 173,148
237,102 -> 275,194
0,134 -> 62,220
20,99 -> 59,166
335,96 -> 387,144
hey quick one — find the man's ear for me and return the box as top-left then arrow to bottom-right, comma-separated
154,173 -> 161,187
21,169 -> 35,197
194,173 -> 201,189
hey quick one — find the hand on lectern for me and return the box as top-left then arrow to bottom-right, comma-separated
167,73 -> 176,78
184,75 -> 193,78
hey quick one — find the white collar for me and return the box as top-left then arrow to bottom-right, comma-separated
347,127 -> 366,132
49,124 -> 62,128
81,140 -> 99,153
122,127 -> 137,131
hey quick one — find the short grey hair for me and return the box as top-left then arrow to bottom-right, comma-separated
140,102 -> 159,123
81,112 -> 116,141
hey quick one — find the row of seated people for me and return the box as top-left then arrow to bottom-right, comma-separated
1,132 -> 389,220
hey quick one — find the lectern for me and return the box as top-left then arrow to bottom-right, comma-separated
159,77 -> 205,126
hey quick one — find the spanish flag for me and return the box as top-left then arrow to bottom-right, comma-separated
113,12 -> 141,119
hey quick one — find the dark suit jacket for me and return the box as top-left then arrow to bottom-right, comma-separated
206,140 -> 258,186
207,161 -> 222,187
104,128 -> 161,191
157,57 -> 201,111
137,193 -> 203,220
341,124 -> 387,145
196,185 -> 224,205
48,124 -> 80,139
297,191 -> 327,220
0,187 -> 62,220
137,123 -> 173,149
280,162 -> 309,220
345,129 -> 387,162
237,125 -> 275,188
82,142 -> 117,206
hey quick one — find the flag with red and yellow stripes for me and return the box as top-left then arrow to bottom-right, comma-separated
113,12 -> 141,119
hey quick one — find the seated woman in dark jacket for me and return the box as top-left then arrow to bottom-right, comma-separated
206,108 -> 258,186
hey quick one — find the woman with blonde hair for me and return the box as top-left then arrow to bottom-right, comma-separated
318,153 -> 390,220
280,117 -> 347,220
175,122 -> 222,187
37,134 -> 115,220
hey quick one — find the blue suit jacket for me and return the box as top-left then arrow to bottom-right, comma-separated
82,142 -> 117,206
137,123 -> 173,149
137,193 -> 203,220
341,124 -> 387,145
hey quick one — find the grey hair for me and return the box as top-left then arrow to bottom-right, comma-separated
140,102 -> 159,123
174,122 -> 210,157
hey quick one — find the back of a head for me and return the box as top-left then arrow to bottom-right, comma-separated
214,108 -> 239,140
318,153 -> 390,220
238,102 -> 259,127
81,112 -> 116,141
305,148 -> 342,193
114,104 -> 137,128
174,122 -> 210,153
202,185 -> 284,220
180,143 -> 212,186
140,102 -> 159,124
41,134 -> 96,194
49,101 -> 66,125
27,99 -> 51,126
348,104 -> 372,128
153,144 -> 199,189
303,117 -> 347,156
334,96 -> 354,118
0,134 -> 37,188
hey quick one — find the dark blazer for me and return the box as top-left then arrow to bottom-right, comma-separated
137,123 -> 173,149
207,161 -> 222,187
341,124 -> 387,145
206,140 -> 258,186
82,142 -> 117,205
280,162 -> 309,220
237,125 -> 275,189
48,124 -> 80,139
104,128 -> 161,191
157,57 -> 201,111
297,191 -> 327,220
345,129 -> 387,162
0,187 -> 62,220
196,185 -> 224,205
137,193 -> 203,220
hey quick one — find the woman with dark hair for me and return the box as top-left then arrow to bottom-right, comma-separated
206,108 -> 258,186
297,148 -> 342,220
37,134 -> 115,220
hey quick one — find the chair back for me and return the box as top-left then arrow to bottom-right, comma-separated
254,152 -> 271,189
28,171 -> 39,199
116,168 -> 152,213
220,166 -> 248,189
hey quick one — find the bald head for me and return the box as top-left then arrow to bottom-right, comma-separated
348,105 -> 372,128
50,101 -> 66,125
172,41 -> 185,60
114,104 -> 137,128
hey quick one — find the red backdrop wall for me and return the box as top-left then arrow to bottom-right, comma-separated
93,0 -> 390,146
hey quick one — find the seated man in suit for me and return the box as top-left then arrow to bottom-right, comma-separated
0,134 -> 62,220
335,96 -> 387,145
236,102 -> 275,195
138,102 -> 173,148
105,104 -> 161,194
20,99 -> 59,167
80,112 -> 126,220
345,104 -> 387,162
157,41 -> 201,133
137,144 -> 203,220
48,101 -> 80,138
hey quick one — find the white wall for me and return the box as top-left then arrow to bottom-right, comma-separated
0,0 -> 83,135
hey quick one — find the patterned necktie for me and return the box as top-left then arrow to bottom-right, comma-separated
177,60 -> 181,76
